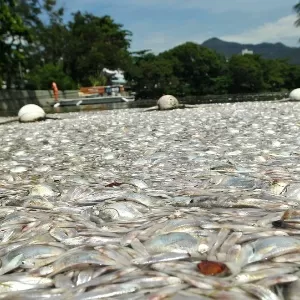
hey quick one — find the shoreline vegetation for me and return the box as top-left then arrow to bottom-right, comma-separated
1,1 -> 300,100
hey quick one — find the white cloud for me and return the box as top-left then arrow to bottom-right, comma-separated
133,14 -> 300,52
131,32 -> 180,53
60,0 -> 300,51
133,31 -> 212,53
221,14 -> 300,46
139,32 -> 184,53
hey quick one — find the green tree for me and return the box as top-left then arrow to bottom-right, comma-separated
228,54 -> 265,93
160,42 -> 228,95
0,0 -> 32,88
127,43 -> 230,98
285,64 -> 300,90
261,59 -> 289,91
17,0 -> 67,73
126,51 -> 178,98
25,63 -> 76,90
63,12 -> 132,86
210,75 -> 232,95
0,0 -> 65,88
2,2 -> 133,90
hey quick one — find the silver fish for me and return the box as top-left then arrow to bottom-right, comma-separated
34,249 -> 116,276
1,244 -> 65,269
239,236 -> 300,266
144,232 -> 199,254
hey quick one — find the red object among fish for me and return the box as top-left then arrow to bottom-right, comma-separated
197,260 -> 228,276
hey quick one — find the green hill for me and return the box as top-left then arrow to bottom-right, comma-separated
202,37 -> 300,64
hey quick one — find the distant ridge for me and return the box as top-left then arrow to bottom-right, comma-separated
202,37 -> 300,64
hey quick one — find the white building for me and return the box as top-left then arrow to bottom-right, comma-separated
241,48 -> 254,55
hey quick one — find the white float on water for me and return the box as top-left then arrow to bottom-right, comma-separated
144,94 -> 198,111
18,104 -> 46,122
157,95 -> 180,110
289,88 -> 300,101
0,104 -> 60,125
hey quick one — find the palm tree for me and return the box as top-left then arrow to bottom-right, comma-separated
294,2 -> 300,27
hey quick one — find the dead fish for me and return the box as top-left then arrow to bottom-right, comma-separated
1,244 -> 66,269
117,192 -> 162,207
235,266 -> 298,284
29,183 -> 60,198
241,283 -> 281,300
144,232 -> 199,254
273,209 -> 300,229
94,201 -> 149,221
286,278 -> 300,300
34,249 -> 116,276
0,254 -> 24,275
132,252 -> 190,265
0,275 -> 53,292
23,196 -> 54,210
154,219 -> 205,235
239,236 -> 300,266
70,281 -> 140,299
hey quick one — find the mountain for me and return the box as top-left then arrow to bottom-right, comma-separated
202,37 -> 300,64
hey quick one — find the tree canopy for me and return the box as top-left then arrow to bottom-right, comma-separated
129,45 -> 300,99
0,0 -> 132,89
1,0 -> 300,96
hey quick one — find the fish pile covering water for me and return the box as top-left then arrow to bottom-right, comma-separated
2,102 -> 300,299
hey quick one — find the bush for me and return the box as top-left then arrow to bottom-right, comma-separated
25,63 -> 76,90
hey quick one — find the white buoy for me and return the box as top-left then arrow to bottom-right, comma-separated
289,88 -> 300,101
0,104 -> 60,125
18,104 -> 46,123
157,95 -> 179,110
144,94 -> 198,111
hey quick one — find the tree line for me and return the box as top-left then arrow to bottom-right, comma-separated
1,0 -> 300,98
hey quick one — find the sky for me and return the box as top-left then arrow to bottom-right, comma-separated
58,0 -> 300,53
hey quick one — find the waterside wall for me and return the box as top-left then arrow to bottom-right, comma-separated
0,90 -> 289,116
0,90 -> 79,116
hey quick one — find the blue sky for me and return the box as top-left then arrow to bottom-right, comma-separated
58,0 -> 300,53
